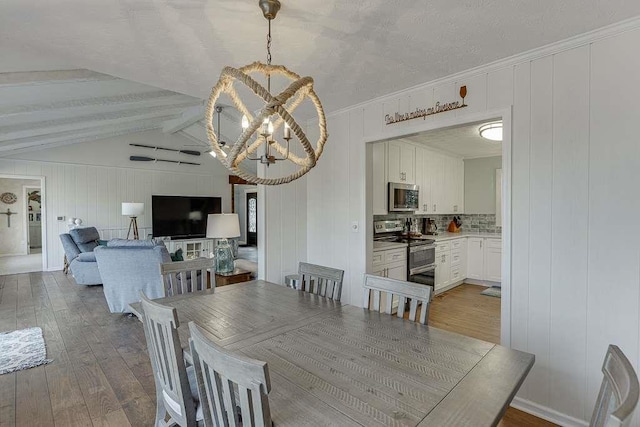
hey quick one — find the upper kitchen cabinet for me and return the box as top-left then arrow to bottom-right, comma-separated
372,142 -> 388,215
388,140 -> 415,184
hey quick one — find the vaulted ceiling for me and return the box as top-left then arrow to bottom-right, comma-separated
2,0 -> 640,117
2,2 -> 640,157
0,68 -> 249,157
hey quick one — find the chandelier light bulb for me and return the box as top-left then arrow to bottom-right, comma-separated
267,121 -> 274,136
209,150 -> 217,158
284,122 -> 291,139
241,115 -> 249,130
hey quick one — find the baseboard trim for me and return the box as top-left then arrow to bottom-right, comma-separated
465,278 -> 500,287
511,397 -> 588,427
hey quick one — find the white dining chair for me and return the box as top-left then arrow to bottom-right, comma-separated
139,292 -> 202,427
298,262 -> 345,301
160,257 -> 214,297
189,321 -> 272,427
363,273 -> 432,325
590,345 -> 639,427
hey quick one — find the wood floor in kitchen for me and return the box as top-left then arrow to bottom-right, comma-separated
0,272 -> 555,426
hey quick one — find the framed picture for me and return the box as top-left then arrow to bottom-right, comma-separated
29,213 -> 34,221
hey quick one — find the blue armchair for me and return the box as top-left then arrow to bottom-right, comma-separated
95,239 -> 172,313
59,227 -> 102,285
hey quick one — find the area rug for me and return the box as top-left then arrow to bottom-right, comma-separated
0,327 -> 51,375
481,286 -> 502,298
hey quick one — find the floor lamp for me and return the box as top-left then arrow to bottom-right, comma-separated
122,202 -> 144,239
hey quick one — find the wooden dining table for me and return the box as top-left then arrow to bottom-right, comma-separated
130,280 -> 534,427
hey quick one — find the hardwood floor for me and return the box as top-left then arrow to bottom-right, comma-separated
0,273 -> 554,426
428,284 -> 556,427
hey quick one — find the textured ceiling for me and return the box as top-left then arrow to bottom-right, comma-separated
400,120 -> 502,159
1,1 -> 640,114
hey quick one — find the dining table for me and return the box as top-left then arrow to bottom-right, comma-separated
130,280 -> 534,427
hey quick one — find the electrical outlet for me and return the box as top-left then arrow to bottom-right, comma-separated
57,216 -> 65,221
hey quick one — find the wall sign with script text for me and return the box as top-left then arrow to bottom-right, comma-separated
385,86 -> 468,125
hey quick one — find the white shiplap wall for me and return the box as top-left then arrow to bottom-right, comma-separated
0,131 -> 231,271
287,20 -> 640,426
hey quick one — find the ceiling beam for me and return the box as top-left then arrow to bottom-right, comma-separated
0,116 -> 175,157
0,69 -> 116,87
162,105 -> 205,134
0,104 -> 196,142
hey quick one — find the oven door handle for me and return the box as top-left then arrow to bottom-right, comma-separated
409,264 -> 436,275
409,244 -> 436,253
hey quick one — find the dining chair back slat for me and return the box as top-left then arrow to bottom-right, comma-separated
363,274 -> 432,325
590,345 -> 640,427
161,257 -> 214,297
140,292 -> 196,426
298,262 -> 345,302
189,322 -> 272,427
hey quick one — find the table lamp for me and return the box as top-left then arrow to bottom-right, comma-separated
122,202 -> 144,239
206,213 -> 240,273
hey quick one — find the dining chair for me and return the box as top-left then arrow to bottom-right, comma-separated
139,292 -> 202,427
161,257 -> 215,297
298,262 -> 345,301
590,345 -> 639,427
363,273 -> 432,325
188,321 -> 272,427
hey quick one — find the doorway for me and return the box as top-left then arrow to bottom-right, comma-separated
365,108 -> 512,346
246,192 -> 257,246
0,175 -> 46,274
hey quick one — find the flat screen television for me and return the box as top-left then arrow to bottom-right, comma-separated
152,195 -> 222,239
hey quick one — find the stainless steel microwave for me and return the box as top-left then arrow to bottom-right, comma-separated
388,182 -> 419,212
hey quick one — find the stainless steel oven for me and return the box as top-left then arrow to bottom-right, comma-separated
388,182 -> 419,212
408,241 -> 436,276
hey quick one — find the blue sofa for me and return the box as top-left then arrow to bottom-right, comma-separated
95,239 -> 172,313
59,227 -> 102,285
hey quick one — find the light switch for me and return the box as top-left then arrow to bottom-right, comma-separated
351,221 -> 359,233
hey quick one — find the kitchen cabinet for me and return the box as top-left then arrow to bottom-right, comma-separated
372,142 -> 388,215
467,238 -> 484,280
434,241 -> 450,291
371,247 -> 407,281
388,141 -> 415,184
484,239 -> 502,282
466,237 -> 501,283
370,140 -> 463,215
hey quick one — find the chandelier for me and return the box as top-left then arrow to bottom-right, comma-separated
205,0 -> 327,185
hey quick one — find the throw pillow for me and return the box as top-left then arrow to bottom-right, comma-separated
170,248 -> 184,262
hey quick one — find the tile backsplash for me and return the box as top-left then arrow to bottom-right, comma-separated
373,213 -> 502,234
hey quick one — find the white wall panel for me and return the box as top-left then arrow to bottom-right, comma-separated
525,55 -> 554,407
279,21 -> 640,426
549,45 -> 590,420
587,28 -> 640,414
0,130 -> 231,271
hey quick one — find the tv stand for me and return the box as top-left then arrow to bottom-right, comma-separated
164,238 -> 214,260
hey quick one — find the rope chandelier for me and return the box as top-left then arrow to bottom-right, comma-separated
205,0 -> 328,185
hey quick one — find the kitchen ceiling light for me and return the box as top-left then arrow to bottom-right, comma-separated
479,122 -> 503,141
205,0 -> 327,185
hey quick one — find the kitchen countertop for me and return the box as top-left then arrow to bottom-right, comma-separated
428,232 -> 502,242
373,241 -> 407,251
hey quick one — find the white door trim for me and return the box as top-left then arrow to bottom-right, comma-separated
0,174 -> 47,271
362,107 -> 513,348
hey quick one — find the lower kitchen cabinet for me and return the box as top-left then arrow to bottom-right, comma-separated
435,250 -> 450,291
484,239 -> 502,282
466,238 -> 484,280
372,247 -> 407,281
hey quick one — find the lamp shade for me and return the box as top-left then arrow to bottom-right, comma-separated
122,202 -> 144,216
206,213 -> 240,239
